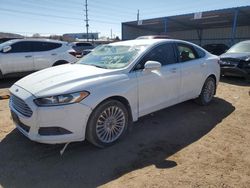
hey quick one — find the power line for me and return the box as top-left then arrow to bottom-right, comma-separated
3,0 -> 135,19
0,8 -> 120,25
5,0 -> 81,16
0,11 -> 81,27
0,8 -> 81,21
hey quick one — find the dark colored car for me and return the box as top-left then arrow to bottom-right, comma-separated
203,43 -> 229,55
81,49 -> 93,57
71,42 -> 94,57
219,40 -> 250,80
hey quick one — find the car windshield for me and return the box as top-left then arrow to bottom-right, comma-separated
77,44 -> 148,69
227,42 -> 250,53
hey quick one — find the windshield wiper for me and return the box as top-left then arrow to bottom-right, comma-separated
84,64 -> 107,69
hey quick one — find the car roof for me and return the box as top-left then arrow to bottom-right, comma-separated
136,35 -> 170,39
108,39 -> 203,49
72,42 -> 92,44
109,39 -> 171,46
236,40 -> 250,44
6,38 -> 66,44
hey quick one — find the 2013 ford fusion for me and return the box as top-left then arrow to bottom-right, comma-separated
9,39 -> 220,147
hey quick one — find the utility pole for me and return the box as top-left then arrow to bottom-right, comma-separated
137,9 -> 140,22
85,0 -> 89,41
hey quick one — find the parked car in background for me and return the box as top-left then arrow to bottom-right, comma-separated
0,39 -> 77,78
81,49 -> 94,57
9,39 -> 220,147
71,42 -> 94,57
136,35 -> 170,39
203,43 -> 229,55
220,40 -> 250,80
0,37 -> 23,44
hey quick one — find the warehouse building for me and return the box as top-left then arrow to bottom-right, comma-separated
122,6 -> 250,47
62,33 -> 99,41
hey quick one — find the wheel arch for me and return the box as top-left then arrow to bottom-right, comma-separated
84,95 -> 134,142
52,60 -> 69,66
201,74 -> 217,95
94,95 -> 134,123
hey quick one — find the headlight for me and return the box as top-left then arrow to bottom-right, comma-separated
34,91 -> 89,106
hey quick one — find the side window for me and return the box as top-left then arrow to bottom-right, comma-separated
9,42 -> 32,53
136,43 -> 176,70
32,42 -> 62,52
177,43 -> 198,62
194,46 -> 206,58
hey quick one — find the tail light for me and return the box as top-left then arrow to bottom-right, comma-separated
69,51 -> 77,57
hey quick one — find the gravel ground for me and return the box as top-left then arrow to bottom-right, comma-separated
0,77 -> 249,188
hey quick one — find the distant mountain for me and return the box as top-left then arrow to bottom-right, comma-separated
0,32 -> 23,38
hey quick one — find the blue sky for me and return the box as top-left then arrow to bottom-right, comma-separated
0,0 -> 250,38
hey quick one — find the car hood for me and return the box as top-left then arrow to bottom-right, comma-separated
13,64 -> 121,97
220,52 -> 250,61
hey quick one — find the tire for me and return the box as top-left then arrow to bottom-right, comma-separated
52,60 -> 69,66
86,99 -> 129,148
195,77 -> 216,106
0,70 -> 3,79
245,74 -> 250,82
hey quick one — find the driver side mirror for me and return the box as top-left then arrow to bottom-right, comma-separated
2,46 -> 11,53
144,61 -> 161,71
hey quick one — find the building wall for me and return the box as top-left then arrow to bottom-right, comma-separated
122,24 -> 158,40
122,24 -> 250,47
62,33 -> 99,41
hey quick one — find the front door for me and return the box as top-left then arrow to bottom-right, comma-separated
135,43 -> 181,117
1,41 -> 34,75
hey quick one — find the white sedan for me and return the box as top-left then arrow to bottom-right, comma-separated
9,39 -> 220,147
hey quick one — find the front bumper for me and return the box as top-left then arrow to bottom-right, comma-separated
221,66 -> 250,78
9,85 -> 92,144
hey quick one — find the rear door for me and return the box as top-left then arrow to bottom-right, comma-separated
32,41 -> 62,70
175,42 -> 206,101
1,41 -> 34,75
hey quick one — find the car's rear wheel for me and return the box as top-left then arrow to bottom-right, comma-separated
195,77 -> 216,106
86,99 -> 129,148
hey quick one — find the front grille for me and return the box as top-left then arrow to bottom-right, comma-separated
10,95 -> 33,117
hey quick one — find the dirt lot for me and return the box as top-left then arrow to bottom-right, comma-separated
0,77 -> 249,188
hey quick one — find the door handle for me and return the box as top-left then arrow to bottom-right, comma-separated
51,53 -> 57,56
25,55 -> 32,58
170,68 -> 177,73
201,62 -> 207,67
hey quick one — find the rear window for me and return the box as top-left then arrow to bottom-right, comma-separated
75,43 -> 93,47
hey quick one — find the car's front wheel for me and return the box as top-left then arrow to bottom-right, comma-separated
86,99 -> 129,148
196,77 -> 216,105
